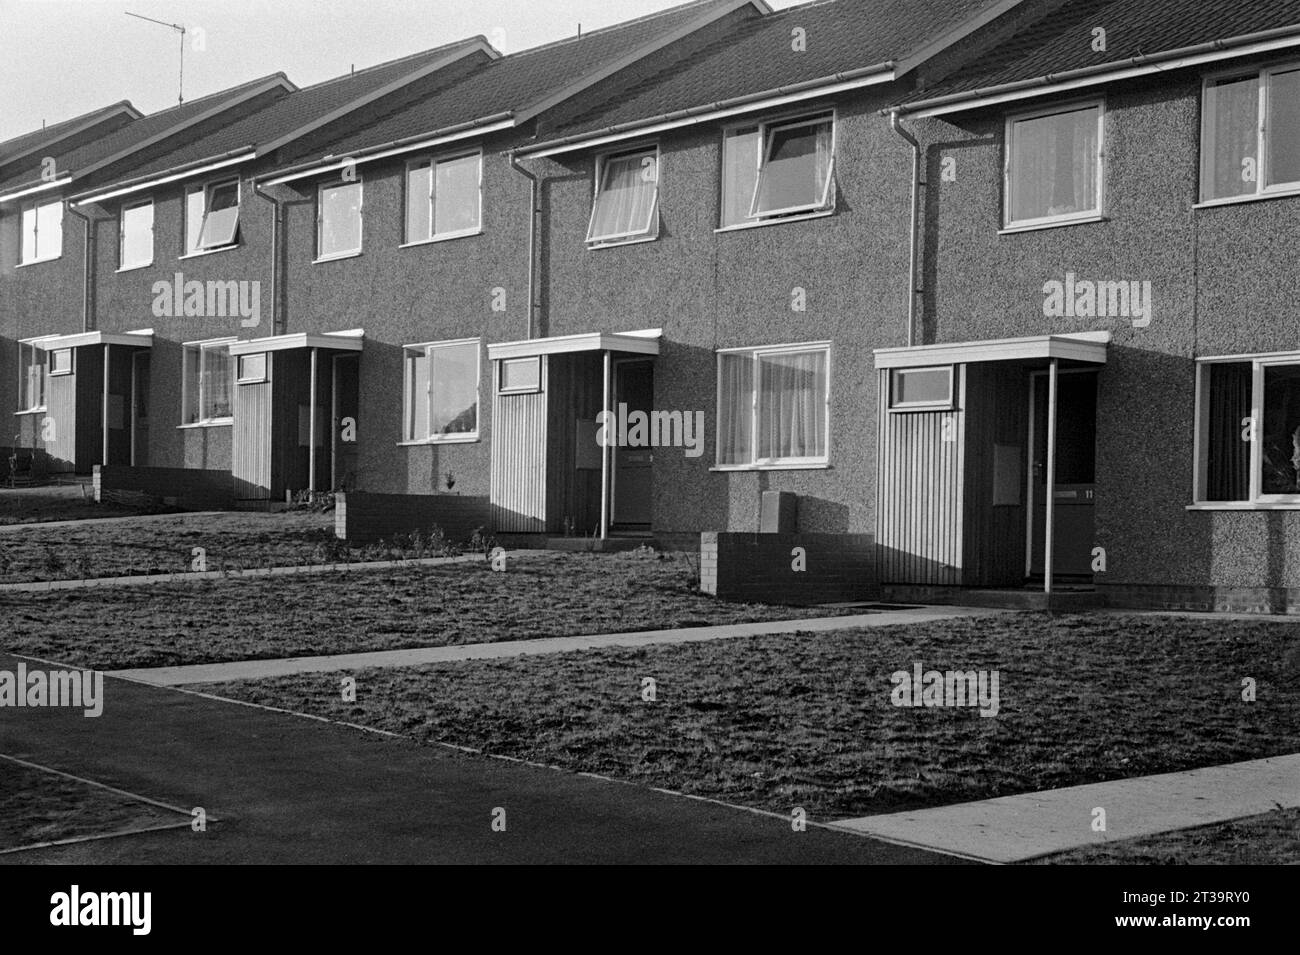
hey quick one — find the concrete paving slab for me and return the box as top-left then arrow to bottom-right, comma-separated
830,754 -> 1300,863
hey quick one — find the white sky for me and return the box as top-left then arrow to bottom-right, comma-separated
0,0 -> 805,141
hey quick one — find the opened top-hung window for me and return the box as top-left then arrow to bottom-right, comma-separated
119,201 -> 154,269
186,180 -> 240,253
587,148 -> 658,244
406,153 -> 480,243
1006,102 -> 1102,226
721,114 -> 834,227
20,199 -> 62,264
403,340 -> 479,442
318,180 -> 362,258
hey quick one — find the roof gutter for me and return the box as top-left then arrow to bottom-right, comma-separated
519,61 -> 895,159
68,147 -> 256,205
0,177 -> 73,204
897,22 -> 1300,117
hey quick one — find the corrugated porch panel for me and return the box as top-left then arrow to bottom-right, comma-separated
876,369 -> 964,585
490,355 -> 547,532
44,365 -> 79,472
232,357 -> 273,499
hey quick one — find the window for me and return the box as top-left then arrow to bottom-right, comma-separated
1005,100 -> 1103,228
499,356 -> 541,394
721,113 -> 835,228
317,180 -> 362,259
716,343 -> 830,467
182,340 -> 234,425
1195,354 -> 1300,503
889,366 -> 954,411
587,147 -> 658,244
405,152 -> 481,243
1201,65 -> 1300,202
17,339 -> 50,412
19,199 -> 62,264
236,353 -> 267,384
48,348 -> 73,377
185,179 -> 241,254
402,339 -> 480,442
119,200 -> 154,270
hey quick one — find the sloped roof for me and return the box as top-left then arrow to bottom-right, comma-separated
0,101 -> 141,166
899,0 -> 1300,112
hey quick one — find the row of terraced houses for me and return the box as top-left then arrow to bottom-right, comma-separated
7,0 -> 1300,613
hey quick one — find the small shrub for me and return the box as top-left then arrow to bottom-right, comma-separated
467,526 -> 497,558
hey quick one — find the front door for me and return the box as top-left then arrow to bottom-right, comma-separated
612,360 -> 653,528
1029,370 -> 1098,578
332,353 -> 360,491
131,351 -> 150,466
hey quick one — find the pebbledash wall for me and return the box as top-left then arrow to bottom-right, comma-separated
531,92 -> 913,541
911,58 -> 1300,611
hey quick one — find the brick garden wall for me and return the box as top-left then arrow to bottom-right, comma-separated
93,465 -> 233,510
335,491 -> 491,545
700,532 -> 878,606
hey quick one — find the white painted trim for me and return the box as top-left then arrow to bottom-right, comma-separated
227,332 -> 364,356
0,177 -> 72,203
37,330 -> 153,349
873,332 -> 1111,369
1003,97 -> 1105,230
488,330 -> 662,360
73,154 -> 254,206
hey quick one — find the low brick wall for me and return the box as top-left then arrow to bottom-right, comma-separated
335,492 -> 491,545
1099,583 -> 1300,615
93,465 -> 234,511
700,532 -> 878,606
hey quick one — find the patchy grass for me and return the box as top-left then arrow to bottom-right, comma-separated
0,485 -> 164,526
0,550 -> 849,669
0,509 -> 468,583
202,614 -> 1300,822
1035,809 -> 1300,865
0,760 -> 179,852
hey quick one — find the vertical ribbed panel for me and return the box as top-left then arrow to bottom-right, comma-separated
45,367 -> 78,470
490,356 -> 547,532
232,367 -> 272,500
876,369 -> 964,585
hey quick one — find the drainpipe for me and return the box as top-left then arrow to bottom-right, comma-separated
64,203 -> 96,332
508,150 -> 540,340
252,181 -> 284,335
889,110 -> 922,348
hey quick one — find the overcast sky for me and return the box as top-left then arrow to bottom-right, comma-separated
0,0 -> 805,142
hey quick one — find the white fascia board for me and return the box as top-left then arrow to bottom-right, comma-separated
40,330 -> 154,349
488,330 -> 661,360
259,118 -> 514,186
873,332 -> 1111,369
0,177 -> 72,204
228,332 -> 365,355
72,153 -> 256,206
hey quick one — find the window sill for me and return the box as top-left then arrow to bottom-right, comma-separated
587,234 -> 659,250
1193,188 -> 1300,210
1185,502 -> 1300,511
398,435 -> 480,447
179,244 -> 240,260
714,208 -> 835,234
15,256 -> 62,269
116,262 -> 154,273
313,250 -> 362,264
400,230 -> 482,248
13,408 -> 47,416
998,214 -> 1107,235
710,462 -> 831,472
177,419 -> 233,430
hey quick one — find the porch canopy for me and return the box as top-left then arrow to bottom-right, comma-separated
872,331 -> 1111,596
487,329 -> 660,540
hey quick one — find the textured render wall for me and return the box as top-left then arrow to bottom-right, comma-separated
280,131 -> 531,497
916,70 -> 1300,591
537,95 -> 913,537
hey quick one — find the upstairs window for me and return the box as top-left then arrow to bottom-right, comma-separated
405,152 -> 481,243
182,339 -> 234,425
721,113 -> 835,228
1004,100 -> 1104,228
587,146 -> 659,245
20,199 -> 63,264
185,179 -> 241,254
717,343 -> 830,467
317,179 -> 362,260
119,199 -> 154,270
402,339 -> 480,443
1201,65 -> 1300,202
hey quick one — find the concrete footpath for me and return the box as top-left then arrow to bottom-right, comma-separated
110,606 -> 1007,686
831,754 -> 1300,863
0,651 -> 960,865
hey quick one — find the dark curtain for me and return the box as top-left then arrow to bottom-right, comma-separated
1208,362 -> 1250,501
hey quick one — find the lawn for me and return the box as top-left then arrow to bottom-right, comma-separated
0,550 -> 849,669
1034,808 -> 1300,865
0,485 -> 165,526
201,613 -> 1300,822
0,759 -> 181,852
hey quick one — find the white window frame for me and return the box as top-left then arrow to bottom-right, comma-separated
1192,351 -> 1300,507
118,198 -> 155,271
18,198 -> 63,265
719,110 -> 837,229
888,365 -> 954,412
183,177 -> 241,256
236,352 -> 268,384
498,356 -> 542,395
47,347 -> 74,378
15,336 -> 55,414
180,337 -> 236,427
714,340 -> 832,470
403,149 -> 483,245
401,337 -> 481,445
586,144 -> 660,246
1199,62 -> 1300,205
316,178 -> 364,261
1003,98 -> 1106,231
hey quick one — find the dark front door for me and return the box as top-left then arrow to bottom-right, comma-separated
612,360 -> 653,528
131,351 -> 150,466
1029,370 -> 1098,578
332,353 -> 360,491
